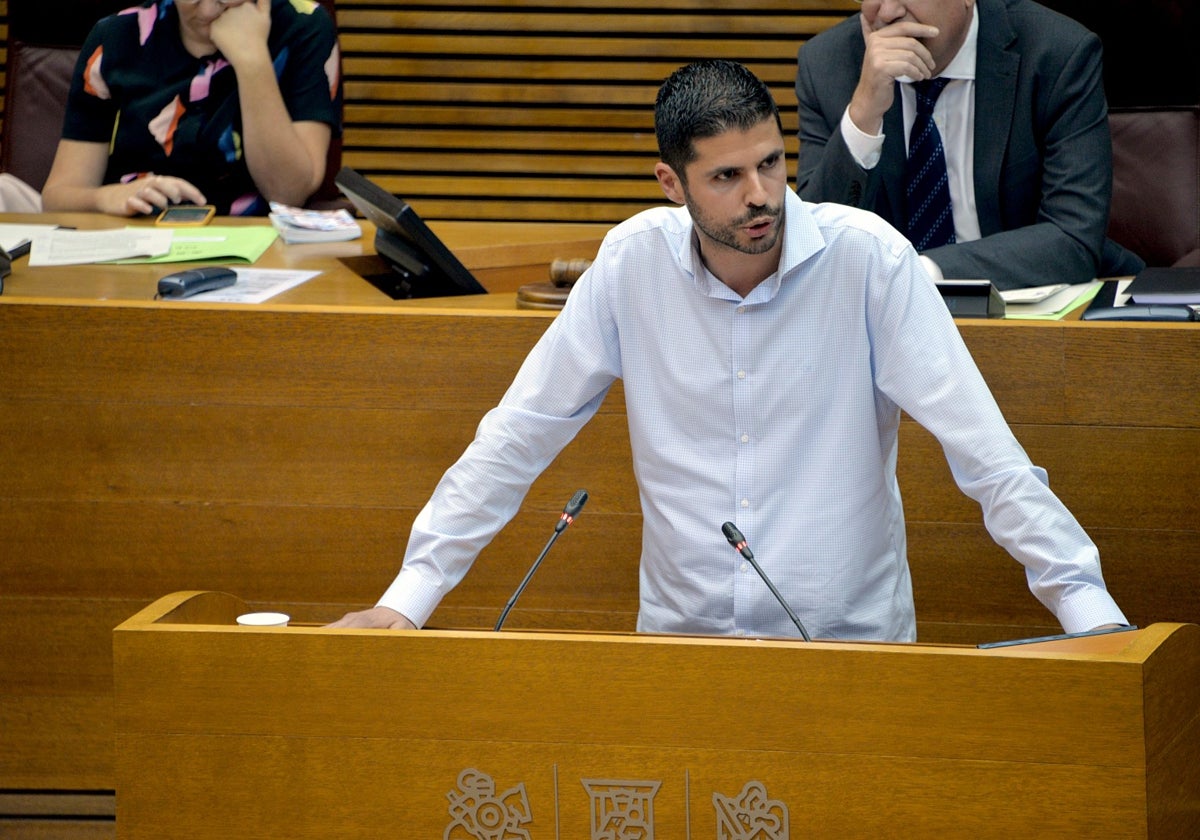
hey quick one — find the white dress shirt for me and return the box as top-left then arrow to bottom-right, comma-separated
378,188 -> 1127,641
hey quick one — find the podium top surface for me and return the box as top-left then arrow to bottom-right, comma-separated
117,590 -> 1191,664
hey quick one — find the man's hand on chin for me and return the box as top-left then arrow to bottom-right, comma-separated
325,606 -> 416,630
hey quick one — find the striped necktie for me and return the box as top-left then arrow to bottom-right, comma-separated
905,77 -> 955,251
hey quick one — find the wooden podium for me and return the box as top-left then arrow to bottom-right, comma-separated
113,592 -> 1200,839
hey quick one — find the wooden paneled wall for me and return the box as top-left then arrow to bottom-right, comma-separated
334,0 -> 856,222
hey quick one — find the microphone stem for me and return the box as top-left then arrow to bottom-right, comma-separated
743,554 -> 812,642
494,531 -> 560,632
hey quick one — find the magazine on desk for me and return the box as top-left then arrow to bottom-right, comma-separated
268,202 -> 362,244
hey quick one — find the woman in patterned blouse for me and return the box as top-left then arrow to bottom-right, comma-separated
42,0 -> 341,216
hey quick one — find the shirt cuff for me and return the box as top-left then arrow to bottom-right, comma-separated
376,566 -> 443,629
1054,587 -> 1130,634
841,106 -> 885,170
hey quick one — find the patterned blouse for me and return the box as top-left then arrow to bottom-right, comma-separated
62,0 -> 342,215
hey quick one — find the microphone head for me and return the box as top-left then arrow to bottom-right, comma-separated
720,521 -> 754,560
721,521 -> 743,546
554,489 -> 589,533
565,489 -> 589,517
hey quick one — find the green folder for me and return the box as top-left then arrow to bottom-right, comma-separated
113,226 -> 279,265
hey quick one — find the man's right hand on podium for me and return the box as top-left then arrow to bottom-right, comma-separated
325,606 -> 416,630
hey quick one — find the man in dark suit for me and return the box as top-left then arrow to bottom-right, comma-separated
795,0 -> 1142,291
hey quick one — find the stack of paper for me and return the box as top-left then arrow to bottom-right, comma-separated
0,222 -> 61,258
174,268 -> 322,304
268,203 -> 362,244
1001,281 -> 1103,320
26,226 -> 279,267
28,228 -> 174,266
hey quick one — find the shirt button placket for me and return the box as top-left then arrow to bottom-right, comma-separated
731,303 -> 755,632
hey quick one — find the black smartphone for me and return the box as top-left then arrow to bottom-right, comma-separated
155,204 -> 216,226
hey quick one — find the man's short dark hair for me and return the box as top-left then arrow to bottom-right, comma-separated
654,59 -> 782,182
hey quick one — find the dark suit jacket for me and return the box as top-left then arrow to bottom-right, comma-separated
795,0 -> 1142,290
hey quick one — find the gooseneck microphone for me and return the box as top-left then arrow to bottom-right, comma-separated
494,489 -> 589,631
721,521 -> 812,642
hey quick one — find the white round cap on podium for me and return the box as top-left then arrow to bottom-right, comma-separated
235,612 -> 290,627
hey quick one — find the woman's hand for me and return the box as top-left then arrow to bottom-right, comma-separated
209,0 -> 272,69
102,173 -> 208,217
42,139 -> 209,216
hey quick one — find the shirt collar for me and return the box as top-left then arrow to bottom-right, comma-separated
681,188 -> 824,304
940,4 -> 979,81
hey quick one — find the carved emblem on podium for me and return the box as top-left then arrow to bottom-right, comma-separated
712,781 -> 789,840
445,768 -> 533,840
581,778 -> 662,839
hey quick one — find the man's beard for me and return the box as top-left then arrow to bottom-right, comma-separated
686,196 -> 783,256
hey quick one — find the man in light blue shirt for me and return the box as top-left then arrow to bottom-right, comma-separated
331,59 -> 1126,641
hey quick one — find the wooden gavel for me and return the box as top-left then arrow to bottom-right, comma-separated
549,258 -> 593,287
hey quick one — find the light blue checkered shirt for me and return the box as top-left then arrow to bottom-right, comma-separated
380,189 -> 1126,641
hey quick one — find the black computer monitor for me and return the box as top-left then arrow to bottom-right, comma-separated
334,167 -> 487,299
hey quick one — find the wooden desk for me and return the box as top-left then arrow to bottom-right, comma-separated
1,215 -> 1198,817
0,212 -> 608,301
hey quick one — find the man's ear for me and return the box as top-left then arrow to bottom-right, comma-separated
655,162 -> 686,206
